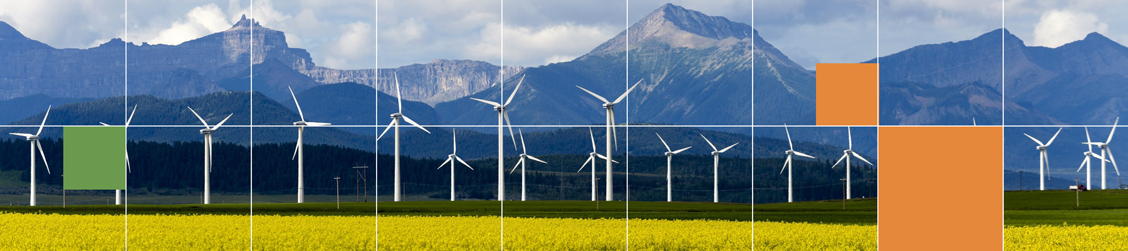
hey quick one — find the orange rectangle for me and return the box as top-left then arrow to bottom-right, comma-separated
816,63 -> 878,126
878,127 -> 1002,250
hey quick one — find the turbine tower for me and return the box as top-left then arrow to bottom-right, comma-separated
470,75 -> 522,201
831,127 -> 873,199
289,86 -> 332,203
576,79 -> 642,201
1023,128 -> 1061,191
99,105 -> 137,205
700,134 -> 738,203
9,106 -> 52,206
1083,118 -> 1121,190
577,127 -> 615,201
187,106 -> 233,205
378,72 -> 431,202
779,125 -> 814,203
509,129 -> 547,201
437,129 -> 474,201
656,133 -> 690,202
1077,127 -> 1106,188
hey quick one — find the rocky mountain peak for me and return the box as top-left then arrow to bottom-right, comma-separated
584,3 -> 752,57
230,14 -> 262,29
0,21 -> 28,40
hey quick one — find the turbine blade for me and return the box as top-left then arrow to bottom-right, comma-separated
510,158 -> 523,174
700,134 -> 717,151
438,158 -> 452,169
1077,157 -> 1086,172
505,75 -> 524,106
671,146 -> 691,154
394,72 -> 403,112
832,153 -> 847,168
504,111 -> 517,149
528,155 -> 548,164
1108,148 -> 1120,176
794,151 -> 815,159
377,120 -> 395,140
1086,127 -> 1093,152
852,151 -> 874,165
719,143 -> 739,153
187,106 -> 211,128
1108,117 -> 1119,143
610,108 -> 617,149
455,156 -> 474,170
589,127 -> 597,152
1046,127 -> 1063,146
305,122 -> 332,127
780,156 -> 790,174
578,156 -> 593,172
519,129 -> 527,154
848,127 -> 853,150
1023,133 -> 1044,146
9,133 -> 33,138
126,151 -> 131,173
656,133 -> 671,152
575,85 -> 609,103
37,141 -> 50,174
470,98 -> 502,107
212,114 -> 234,130
611,79 -> 642,104
453,129 -> 457,155
288,86 -> 305,122
99,122 -> 110,126
126,105 -> 137,126
1042,151 -> 1050,180
596,153 -> 619,163
785,125 -> 793,151
291,141 -> 300,160
36,106 -> 50,136
401,115 -> 431,134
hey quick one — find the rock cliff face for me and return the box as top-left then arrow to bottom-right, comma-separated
304,59 -> 524,105
0,15 -> 510,105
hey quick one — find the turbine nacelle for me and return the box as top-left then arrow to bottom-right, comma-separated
390,113 -> 403,119
1036,145 -> 1047,151
493,105 -> 506,112
199,129 -> 213,134
602,103 -> 615,109
665,152 -> 675,157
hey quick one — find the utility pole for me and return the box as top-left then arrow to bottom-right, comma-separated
840,178 -> 847,210
1075,179 -> 1080,207
354,165 -> 369,202
334,176 -> 340,209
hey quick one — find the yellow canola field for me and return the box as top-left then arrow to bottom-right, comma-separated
1005,225 -> 1128,250
3,213 -> 885,250
753,221 -> 876,251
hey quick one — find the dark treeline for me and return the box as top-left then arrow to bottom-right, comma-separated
0,138 -> 872,203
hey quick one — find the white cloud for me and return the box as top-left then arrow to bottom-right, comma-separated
468,22 -> 619,67
321,22 -> 375,69
0,0 -> 123,49
147,4 -> 231,45
1032,9 -> 1108,48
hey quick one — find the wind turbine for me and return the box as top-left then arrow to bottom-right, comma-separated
780,125 -> 814,203
656,133 -> 690,202
700,134 -> 738,203
187,106 -> 233,205
99,105 -> 137,205
378,72 -> 431,202
831,127 -> 873,199
576,79 -> 642,201
577,127 -> 616,201
288,86 -> 332,203
509,129 -> 547,201
1077,127 -> 1107,189
1083,118 -> 1121,190
9,106 -> 52,206
437,129 -> 473,201
470,75 -> 522,201
1023,128 -> 1061,191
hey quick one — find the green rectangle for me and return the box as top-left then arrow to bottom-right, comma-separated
64,127 -> 126,190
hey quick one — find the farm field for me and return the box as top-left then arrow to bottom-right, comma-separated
1004,190 -> 1128,249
